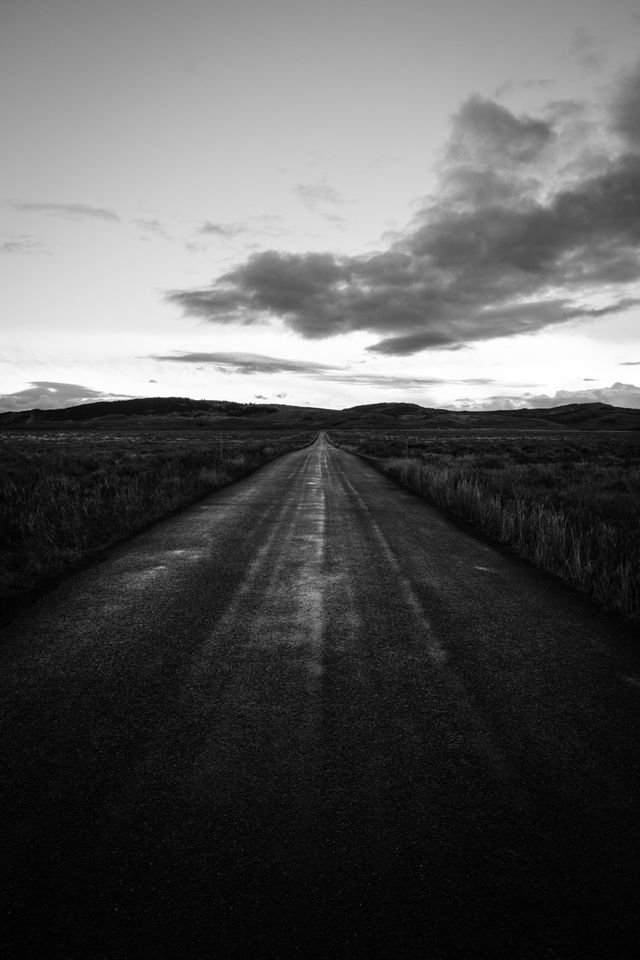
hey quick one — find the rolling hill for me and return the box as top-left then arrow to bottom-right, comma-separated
1,397 -> 639,432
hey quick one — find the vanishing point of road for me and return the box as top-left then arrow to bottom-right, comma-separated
2,434 -> 640,959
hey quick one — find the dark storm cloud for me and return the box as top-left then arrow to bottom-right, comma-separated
445,96 -> 553,165
166,251 -> 349,337
0,381 -> 131,412
11,201 -> 120,222
363,299 -> 634,356
167,66 -> 640,354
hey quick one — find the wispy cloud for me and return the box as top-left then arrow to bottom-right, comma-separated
0,235 -> 46,254
150,351 -> 338,376
199,221 -> 244,237
135,218 -> 170,237
318,373 -> 496,389
295,179 -> 344,211
150,350 -> 497,391
570,26 -> 603,73
11,201 -> 120,222
0,381 -> 132,413
167,63 -> 640,355
495,78 -> 554,98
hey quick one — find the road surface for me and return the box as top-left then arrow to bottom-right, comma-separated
1,434 -> 640,959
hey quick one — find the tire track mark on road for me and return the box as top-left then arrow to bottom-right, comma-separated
330,450 -> 517,788
111,437 -> 331,811
333,455 -> 447,666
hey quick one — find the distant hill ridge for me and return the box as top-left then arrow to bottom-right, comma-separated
1,396 -> 639,431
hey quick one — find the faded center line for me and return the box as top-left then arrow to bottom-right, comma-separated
241,441 -> 327,660
298,484 -> 326,681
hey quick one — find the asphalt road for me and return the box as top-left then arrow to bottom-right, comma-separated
2,433 -> 640,959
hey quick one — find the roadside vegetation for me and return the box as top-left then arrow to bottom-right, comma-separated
0,430 -> 313,607
329,430 -> 640,621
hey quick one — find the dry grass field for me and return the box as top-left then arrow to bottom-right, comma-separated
329,430 -> 640,621
0,430 -> 313,608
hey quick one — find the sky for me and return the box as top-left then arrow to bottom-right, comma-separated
2,0 -> 640,412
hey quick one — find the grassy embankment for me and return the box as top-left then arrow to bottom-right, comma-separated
329,430 -> 640,621
0,430 -> 313,606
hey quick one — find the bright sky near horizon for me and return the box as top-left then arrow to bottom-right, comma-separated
2,0 -> 640,412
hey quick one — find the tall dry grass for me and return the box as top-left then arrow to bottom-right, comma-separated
0,431 -> 313,605
330,431 -> 640,621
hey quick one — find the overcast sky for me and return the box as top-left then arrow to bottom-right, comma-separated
3,0 -> 640,412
